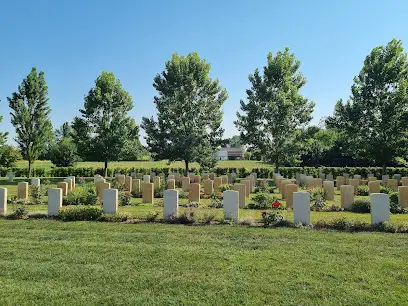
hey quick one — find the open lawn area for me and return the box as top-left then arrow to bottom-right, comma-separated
13,160 -> 272,170
0,220 -> 407,305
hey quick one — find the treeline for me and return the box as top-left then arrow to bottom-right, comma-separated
1,39 -> 407,176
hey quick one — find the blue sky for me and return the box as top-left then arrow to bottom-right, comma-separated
1,0 -> 407,144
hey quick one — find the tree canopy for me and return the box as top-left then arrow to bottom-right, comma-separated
72,71 -> 138,176
141,53 -> 228,174
326,39 -> 408,173
235,48 -> 315,171
7,67 -> 53,177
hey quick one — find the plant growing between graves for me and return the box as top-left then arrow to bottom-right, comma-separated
261,211 -> 286,228
63,185 -> 98,205
218,184 -> 234,192
5,206 -> 29,220
350,199 -> 371,213
154,184 -> 165,198
357,185 -> 369,196
248,193 -> 276,209
118,192 -> 132,206
29,185 -> 43,205
58,206 -> 103,221
389,192 -> 407,214
380,186 -> 394,194
146,211 -> 159,222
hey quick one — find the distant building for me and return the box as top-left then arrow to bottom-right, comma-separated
215,147 -> 244,160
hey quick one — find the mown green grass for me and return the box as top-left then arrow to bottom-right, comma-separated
0,220 -> 407,305
13,159 -> 272,170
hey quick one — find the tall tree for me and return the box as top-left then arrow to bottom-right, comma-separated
235,48 -> 315,171
72,71 -> 138,176
141,53 -> 228,174
326,39 -> 408,173
300,126 -> 337,166
50,123 -> 80,167
7,67 -> 53,177
0,100 -> 8,145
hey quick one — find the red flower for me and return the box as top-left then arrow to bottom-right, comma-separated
272,201 -> 281,208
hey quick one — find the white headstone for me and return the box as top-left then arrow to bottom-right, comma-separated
367,173 -> 374,178
143,175 -> 151,184
31,178 -> 40,186
7,172 -> 14,182
164,189 -> 178,220
48,188 -> 62,216
299,174 -> 306,184
223,191 -> 239,222
131,172 -> 136,178
103,189 -> 118,214
326,174 -> 334,181
353,175 -> 361,180
370,193 -> 390,225
0,188 -> 7,214
293,192 -> 311,225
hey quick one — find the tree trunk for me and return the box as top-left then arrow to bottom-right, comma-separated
382,164 -> 387,175
104,160 -> 108,178
27,160 -> 32,178
184,160 -> 189,176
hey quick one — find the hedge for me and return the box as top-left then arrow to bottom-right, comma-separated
1,166 -> 407,179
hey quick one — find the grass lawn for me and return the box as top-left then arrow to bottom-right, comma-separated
13,159 -> 272,170
0,220 -> 407,305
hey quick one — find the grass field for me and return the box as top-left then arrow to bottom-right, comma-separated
13,160 -> 272,170
0,220 -> 407,305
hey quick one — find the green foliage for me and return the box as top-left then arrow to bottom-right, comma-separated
72,71 -> 139,176
146,211 -> 159,222
5,206 -> 29,220
118,192 -> 132,206
154,183 -> 165,198
235,48 -> 315,171
218,184 -> 233,192
350,199 -> 371,213
389,192 -> 408,214
58,206 -> 103,221
7,67 -> 53,177
301,126 -> 337,166
248,193 -> 274,209
98,213 -> 130,222
226,135 -> 243,148
357,185 -> 369,196
0,145 -> 21,167
326,39 -> 408,173
142,53 -> 228,174
389,192 -> 399,204
50,137 -> 80,167
63,185 -> 98,206
29,185 -> 43,205
380,186 -> 394,194
0,100 -> 8,145
261,211 -> 285,227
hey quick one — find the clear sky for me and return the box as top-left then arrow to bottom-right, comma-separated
1,0 -> 407,144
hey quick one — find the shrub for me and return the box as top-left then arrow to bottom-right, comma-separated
179,191 -> 189,199
357,185 -> 369,196
380,186 -> 393,194
389,193 -> 407,214
350,199 -> 371,213
6,206 -> 29,220
29,185 -> 43,205
201,212 -> 216,224
177,209 -> 196,224
118,192 -> 132,206
131,190 -> 142,198
323,204 -> 343,212
261,211 -> 284,227
248,193 -> 274,209
218,184 -> 233,192
311,197 -> 326,211
58,206 -> 103,221
146,211 -> 159,222
64,185 -> 98,206
309,187 -> 326,201
154,184 -> 165,198
389,192 -> 399,204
